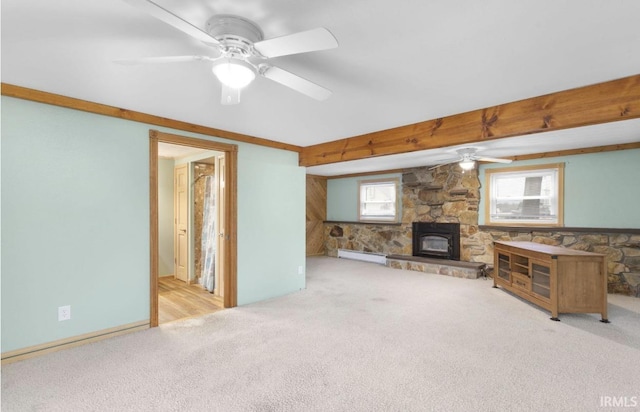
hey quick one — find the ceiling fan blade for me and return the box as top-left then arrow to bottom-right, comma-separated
221,84 -> 241,105
123,0 -> 220,46
261,65 -> 332,101
476,156 -> 513,164
253,27 -> 338,58
428,160 -> 460,170
114,56 -> 215,65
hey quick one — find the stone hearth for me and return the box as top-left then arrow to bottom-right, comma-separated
386,255 -> 486,279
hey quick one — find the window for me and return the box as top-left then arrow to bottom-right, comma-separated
358,178 -> 399,222
485,163 -> 564,226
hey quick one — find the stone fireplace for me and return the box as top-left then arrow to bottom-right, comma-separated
324,164 -> 479,260
412,222 -> 460,260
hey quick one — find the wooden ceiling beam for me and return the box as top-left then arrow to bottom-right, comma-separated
299,74 -> 640,167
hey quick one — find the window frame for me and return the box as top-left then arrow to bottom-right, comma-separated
357,177 -> 400,223
484,163 -> 564,227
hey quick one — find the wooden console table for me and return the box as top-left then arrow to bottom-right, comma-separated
493,241 -> 608,322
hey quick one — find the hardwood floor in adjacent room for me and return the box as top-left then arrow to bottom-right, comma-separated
158,276 -> 224,324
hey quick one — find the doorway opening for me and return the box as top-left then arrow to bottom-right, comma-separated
149,130 -> 238,327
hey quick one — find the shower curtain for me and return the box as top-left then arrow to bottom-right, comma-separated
199,175 -> 216,292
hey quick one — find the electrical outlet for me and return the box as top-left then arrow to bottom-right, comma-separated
58,305 -> 71,321
298,265 -> 304,275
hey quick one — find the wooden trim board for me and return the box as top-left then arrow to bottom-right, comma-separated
4,82 -> 639,173
1,83 -> 301,153
223,149 -> 239,308
1,321 -> 149,364
506,142 -> 640,162
149,135 -> 159,327
324,169 -> 405,180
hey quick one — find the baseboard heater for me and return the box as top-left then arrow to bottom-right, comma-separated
337,249 -> 387,265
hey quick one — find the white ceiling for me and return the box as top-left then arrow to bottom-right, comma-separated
2,0 -> 640,176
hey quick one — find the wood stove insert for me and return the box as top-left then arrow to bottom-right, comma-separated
412,222 -> 460,261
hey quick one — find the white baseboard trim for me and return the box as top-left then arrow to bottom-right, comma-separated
1,320 -> 150,364
337,249 -> 387,265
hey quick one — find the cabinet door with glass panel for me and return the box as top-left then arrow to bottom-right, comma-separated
496,251 -> 511,283
530,260 -> 551,301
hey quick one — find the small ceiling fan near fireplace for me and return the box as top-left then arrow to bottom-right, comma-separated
429,147 -> 512,171
119,0 -> 338,104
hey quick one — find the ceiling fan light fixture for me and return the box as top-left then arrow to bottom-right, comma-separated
212,59 -> 255,89
459,160 -> 475,171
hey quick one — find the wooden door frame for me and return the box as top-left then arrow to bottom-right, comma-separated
149,130 -> 238,327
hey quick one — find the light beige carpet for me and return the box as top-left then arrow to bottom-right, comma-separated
2,256 -> 639,411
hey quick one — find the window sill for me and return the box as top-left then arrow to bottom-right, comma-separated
324,220 -> 403,226
479,225 -> 640,234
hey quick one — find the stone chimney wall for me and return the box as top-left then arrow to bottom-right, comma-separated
326,164 -> 488,262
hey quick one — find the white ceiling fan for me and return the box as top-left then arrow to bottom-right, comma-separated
118,0 -> 338,105
429,147 -> 513,171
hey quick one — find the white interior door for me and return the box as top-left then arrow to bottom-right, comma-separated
174,164 -> 189,282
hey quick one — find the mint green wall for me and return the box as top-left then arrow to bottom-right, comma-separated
157,158 -> 174,276
1,98 -> 150,352
327,173 -> 403,221
1,96 -> 306,352
238,144 -> 305,301
478,149 -> 640,228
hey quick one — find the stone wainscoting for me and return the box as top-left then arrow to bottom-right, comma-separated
478,228 -> 640,296
324,165 -> 640,296
325,223 -> 411,257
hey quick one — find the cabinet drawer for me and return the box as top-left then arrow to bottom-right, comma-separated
511,273 -> 531,292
